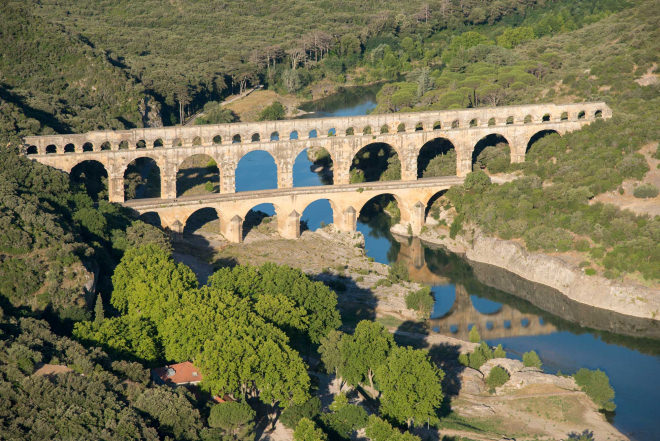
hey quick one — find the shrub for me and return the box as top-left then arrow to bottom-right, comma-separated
320,404 -> 367,439
468,326 -> 481,343
280,397 -> 322,429
633,184 -> 658,198
387,261 -> 409,282
485,366 -> 510,390
449,214 -> 464,239
522,350 -> 542,368
573,368 -> 616,411
493,344 -> 506,358
258,101 -> 285,121
295,418 -> 327,441
464,170 -> 491,192
405,287 -> 434,318
208,401 -> 256,440
204,181 -> 214,192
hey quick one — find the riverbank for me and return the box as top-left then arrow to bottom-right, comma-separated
403,224 -> 660,322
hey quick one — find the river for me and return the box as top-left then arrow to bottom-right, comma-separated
233,85 -> 659,440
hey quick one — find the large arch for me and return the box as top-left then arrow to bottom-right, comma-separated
176,154 -> 219,197
123,157 -> 161,200
293,147 -> 333,187
71,160 -> 108,201
417,138 -> 456,178
184,207 -> 220,236
526,129 -> 560,153
472,134 -> 511,173
424,189 -> 448,221
235,150 -> 277,192
243,202 -> 277,239
300,199 -> 335,233
139,212 -> 162,228
469,295 -> 503,315
350,142 -> 401,183
357,193 -> 403,264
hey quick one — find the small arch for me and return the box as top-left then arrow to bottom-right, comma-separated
345,127 -> 354,136
380,124 -> 389,134
363,125 -> 372,135
26,145 -> 38,155
251,133 -> 260,142
294,147 -> 333,186
350,142 -> 401,183
472,134 -> 511,173
469,119 -> 478,127
506,116 -> 514,125
521,318 -> 530,328
140,212 -> 162,228
71,160 -> 108,201
290,131 -> 299,140
270,132 -> 279,141
451,120 -> 459,129
172,138 -> 182,147
542,113 -> 551,122
236,151 -> 277,192
560,111 -> 568,121
432,121 -> 441,130
192,136 -> 202,146
527,130 -> 560,153
212,135 -> 222,144
308,129 -> 318,139
46,144 -> 57,154
301,199 -> 334,233
594,109 -> 603,118
82,142 -> 94,152
487,117 -> 496,126
232,134 -> 242,143
524,115 -> 532,124
415,122 -> 424,131
397,122 -> 406,133
119,140 -> 130,150
153,139 -> 163,148
124,157 -> 161,200
577,110 -> 586,120
504,320 -> 511,329
136,140 -> 146,149
64,143 -> 75,153
328,128 -> 336,137
176,154 -> 219,197
469,295 -> 502,315
184,207 -> 220,236
418,138 -> 456,178
243,203 -> 276,239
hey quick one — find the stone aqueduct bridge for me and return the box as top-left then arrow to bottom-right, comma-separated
24,102 -> 610,241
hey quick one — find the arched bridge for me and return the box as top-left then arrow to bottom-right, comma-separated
24,102 -> 610,203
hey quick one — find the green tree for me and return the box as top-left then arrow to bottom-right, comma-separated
522,350 -> 542,368
375,346 -> 444,427
294,418 -> 327,441
208,401 -> 256,440
497,26 -> 535,48
94,293 -> 104,324
486,366 -> 510,390
468,326 -> 481,343
259,101 -> 286,121
464,170 -> 491,192
280,397 -> 322,429
319,330 -> 345,376
364,415 -> 420,441
339,320 -> 394,390
573,368 -> 616,411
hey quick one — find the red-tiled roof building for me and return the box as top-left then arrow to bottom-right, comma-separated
151,361 -> 203,386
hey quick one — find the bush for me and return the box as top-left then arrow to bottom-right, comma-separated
493,344 -> 506,358
449,214 -> 464,239
485,366 -> 510,390
522,350 -> 542,368
258,101 -> 285,121
208,401 -> 256,440
320,405 -> 368,440
573,368 -> 616,411
387,261 -> 409,282
633,184 -> 658,198
464,170 -> 491,192
468,326 -> 481,343
405,287 -> 434,318
280,397 -> 322,429
295,418 -> 327,441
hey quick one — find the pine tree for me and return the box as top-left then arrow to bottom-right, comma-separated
94,293 -> 105,324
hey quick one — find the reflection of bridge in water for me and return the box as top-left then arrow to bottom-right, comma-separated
396,238 -> 556,341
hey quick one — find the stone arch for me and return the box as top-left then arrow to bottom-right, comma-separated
524,115 -> 532,124
542,113 -> 551,122
71,160 -> 108,201
424,190 -> 448,220
345,127 -> 355,136
469,295 -> 503,315
363,125 -> 372,135
46,144 -> 57,154
300,198 -> 335,233
398,122 -> 407,132
560,111 -> 568,121
451,120 -> 459,129
432,121 -> 441,130
595,109 -> 603,118
308,129 -> 318,139
139,212 -> 162,228
232,134 -> 242,143
172,138 -> 182,147
472,134 -> 511,172
64,143 -> 75,153
235,150 -> 277,192
417,137 -> 456,178
527,129 -> 560,153
26,145 -> 38,155
350,142 -> 401,183
577,110 -> 586,120
123,157 -> 161,200
183,207 -> 220,236
251,133 -> 260,142
176,154 -> 219,197
192,136 -> 202,146
136,139 -> 146,149
469,118 -> 478,127
243,202 -> 278,239
293,146 -> 334,186
506,116 -> 514,125
328,128 -> 336,137
212,135 -> 222,144
380,124 -> 389,134
82,142 -> 94,152
415,122 -> 424,131
153,139 -> 164,148
290,130 -> 299,140
488,117 -> 496,126
270,131 -> 279,141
